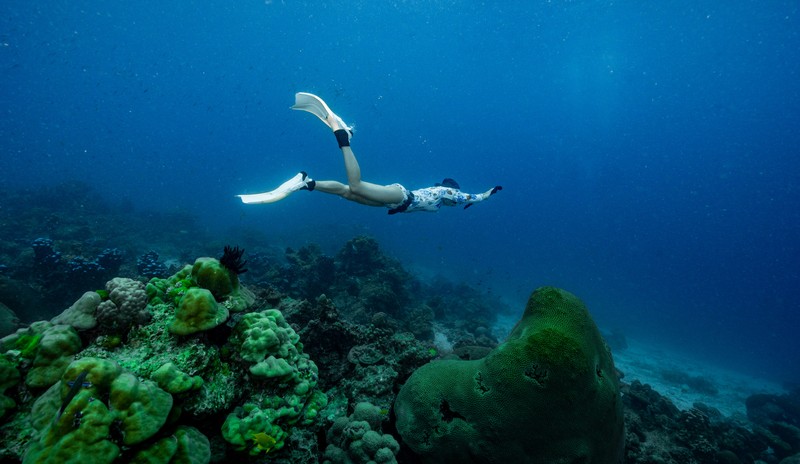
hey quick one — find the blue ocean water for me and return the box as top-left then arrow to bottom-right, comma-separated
1,1 -> 798,382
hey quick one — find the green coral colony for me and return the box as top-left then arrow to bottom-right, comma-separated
0,247 -> 623,463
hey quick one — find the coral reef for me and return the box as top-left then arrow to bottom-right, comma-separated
0,238 -> 793,463
1,183 -> 787,464
170,287 -> 229,336
1,232 -> 505,463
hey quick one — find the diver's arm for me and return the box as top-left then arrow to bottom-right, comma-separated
462,186 -> 503,209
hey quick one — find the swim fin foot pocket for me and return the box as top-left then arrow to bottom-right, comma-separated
291,92 -> 353,138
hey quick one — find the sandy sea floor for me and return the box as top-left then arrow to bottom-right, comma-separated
613,338 -> 786,418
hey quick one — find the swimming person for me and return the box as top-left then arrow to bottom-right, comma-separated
238,93 -> 502,214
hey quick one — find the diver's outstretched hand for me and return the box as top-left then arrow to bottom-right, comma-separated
464,186 -> 503,209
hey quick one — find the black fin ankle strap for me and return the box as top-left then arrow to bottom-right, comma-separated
334,129 -> 350,148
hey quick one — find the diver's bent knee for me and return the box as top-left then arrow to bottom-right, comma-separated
349,182 -> 368,196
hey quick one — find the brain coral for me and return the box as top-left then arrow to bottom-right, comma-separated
394,286 -> 624,464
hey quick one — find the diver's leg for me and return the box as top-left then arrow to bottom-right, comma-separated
313,180 -> 384,206
337,136 -> 404,205
294,96 -> 404,205
313,180 -> 350,197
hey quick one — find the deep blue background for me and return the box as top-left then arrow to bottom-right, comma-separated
2,1 -> 799,382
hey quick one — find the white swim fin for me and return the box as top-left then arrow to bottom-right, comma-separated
291,92 -> 353,135
238,172 -> 313,204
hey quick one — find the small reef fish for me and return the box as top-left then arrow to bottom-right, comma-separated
55,370 -> 91,421
251,432 -> 277,453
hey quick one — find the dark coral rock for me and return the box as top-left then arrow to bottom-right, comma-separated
422,276 -> 499,329
97,248 -> 125,275
288,292 -> 433,411
358,273 -> 407,315
64,256 -> 105,287
604,328 -> 628,352
283,244 -> 335,300
0,276 -> 46,321
333,259 -> 411,323
746,388 -> 800,458
369,312 -> 397,331
622,380 -> 769,464
623,380 -> 681,424
715,449 -> 742,464
451,345 -> 492,361
753,424 -> 794,458
675,408 -> 716,460
292,295 -> 365,389
747,389 -> 800,428
660,368 -> 719,395
339,332 -> 434,410
780,453 -> 800,464
772,421 -> 800,453
347,344 -> 385,366
336,236 -> 385,277
31,237 -> 62,272
136,250 -> 167,279
404,306 -> 434,340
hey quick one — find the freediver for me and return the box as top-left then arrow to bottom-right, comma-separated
238,93 -> 502,215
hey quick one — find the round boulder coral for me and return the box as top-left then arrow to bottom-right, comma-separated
191,257 -> 236,300
169,287 -> 229,336
394,286 -> 624,464
51,291 -> 101,331
25,357 -> 174,463
25,323 -> 83,389
151,362 -> 203,395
